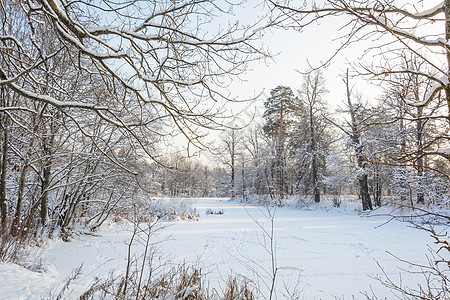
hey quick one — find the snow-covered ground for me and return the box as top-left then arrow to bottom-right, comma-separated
0,198 -> 439,299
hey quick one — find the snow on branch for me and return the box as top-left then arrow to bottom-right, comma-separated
413,1 -> 445,18
0,0 -> 269,152
9,81 -> 107,110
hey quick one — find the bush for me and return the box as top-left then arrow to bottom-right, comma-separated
205,208 -> 224,215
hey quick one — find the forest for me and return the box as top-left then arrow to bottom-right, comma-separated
147,69 -> 449,211
0,0 -> 449,299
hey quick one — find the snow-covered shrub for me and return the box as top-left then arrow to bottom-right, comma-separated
205,208 -> 224,215
79,264 -> 207,299
78,263 -> 257,299
0,232 -> 23,264
99,197 -> 200,226
142,198 -> 200,222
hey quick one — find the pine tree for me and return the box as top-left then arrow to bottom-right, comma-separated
263,86 -> 299,200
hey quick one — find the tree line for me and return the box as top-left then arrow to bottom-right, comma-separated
212,67 -> 448,210
145,67 -> 448,212
0,0 -> 448,233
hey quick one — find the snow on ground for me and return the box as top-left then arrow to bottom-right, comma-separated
0,197 -> 440,299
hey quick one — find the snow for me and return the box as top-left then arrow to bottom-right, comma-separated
0,263 -> 58,299
413,2 -> 444,18
0,198 -> 441,299
439,147 -> 450,155
10,82 -> 109,110
421,74 -> 448,106
371,9 -> 447,47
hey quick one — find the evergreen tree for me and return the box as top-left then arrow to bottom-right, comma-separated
263,86 -> 298,137
263,86 -> 299,200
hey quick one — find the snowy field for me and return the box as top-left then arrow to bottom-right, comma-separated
0,197 -> 439,299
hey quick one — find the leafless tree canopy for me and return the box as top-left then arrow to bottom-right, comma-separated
269,0 -> 450,116
1,0 -> 268,147
268,0 -> 450,168
0,0 -> 270,236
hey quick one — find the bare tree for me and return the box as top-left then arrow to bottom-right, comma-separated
326,71 -> 374,210
297,70 -> 329,203
1,0 -> 268,150
0,89 -> 9,231
243,125 -> 267,196
219,129 -> 241,198
0,0 -> 269,233
375,55 -> 446,205
344,74 -> 373,210
268,0 -> 450,169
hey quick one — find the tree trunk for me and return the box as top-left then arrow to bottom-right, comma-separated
241,160 -> 246,199
416,106 -> 425,204
356,150 -> 373,211
12,160 -> 28,236
311,154 -> 320,203
310,109 -> 320,203
373,165 -> 382,207
276,97 -> 285,200
40,127 -> 55,226
445,0 -> 450,119
41,153 -> 51,226
359,174 -> 372,211
231,137 -> 235,198
398,100 -> 408,203
0,115 -> 8,231
345,70 -> 372,210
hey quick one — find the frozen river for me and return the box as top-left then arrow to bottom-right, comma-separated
0,198 -> 438,299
